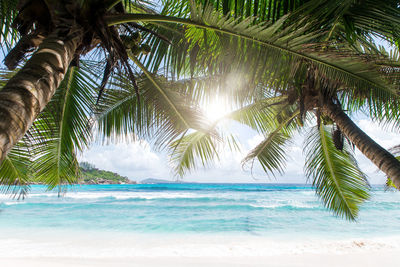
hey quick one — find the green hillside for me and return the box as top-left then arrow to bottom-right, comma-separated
79,162 -> 135,184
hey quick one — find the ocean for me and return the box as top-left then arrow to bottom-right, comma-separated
0,183 -> 400,261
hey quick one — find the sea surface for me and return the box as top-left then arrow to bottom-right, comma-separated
0,183 -> 399,238
1,183 -> 400,259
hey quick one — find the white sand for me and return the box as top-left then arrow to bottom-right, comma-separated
0,252 -> 398,267
0,231 -> 398,266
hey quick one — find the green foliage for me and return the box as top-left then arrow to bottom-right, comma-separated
95,65 -> 210,147
289,0 -> 400,45
0,141 -> 31,197
0,0 -> 19,52
80,161 -> 96,171
242,107 -> 299,176
30,64 -> 97,190
0,63 -> 97,193
95,72 -> 145,142
79,164 -> 130,183
169,130 -> 220,177
385,149 -> 400,189
131,56 -> 210,147
304,125 -> 370,220
121,5 -> 400,125
386,178 -> 397,190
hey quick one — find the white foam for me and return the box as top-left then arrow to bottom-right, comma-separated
250,200 -> 317,209
25,191 -> 219,201
2,202 -> 21,206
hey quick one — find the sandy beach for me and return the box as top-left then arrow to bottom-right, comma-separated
0,231 -> 398,267
1,250 -> 398,266
0,252 -> 398,267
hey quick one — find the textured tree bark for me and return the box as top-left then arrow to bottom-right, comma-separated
0,28 -> 82,162
323,99 -> 400,188
4,33 -> 45,70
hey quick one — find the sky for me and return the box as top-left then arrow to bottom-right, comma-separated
79,116 -> 400,184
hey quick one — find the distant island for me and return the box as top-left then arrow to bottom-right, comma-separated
140,178 -> 187,184
79,162 -> 136,185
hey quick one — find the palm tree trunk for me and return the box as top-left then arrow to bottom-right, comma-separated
322,99 -> 400,188
0,27 -> 82,162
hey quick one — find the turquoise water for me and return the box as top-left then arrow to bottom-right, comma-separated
1,183 -> 399,239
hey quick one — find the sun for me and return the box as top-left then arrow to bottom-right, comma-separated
203,96 -> 232,122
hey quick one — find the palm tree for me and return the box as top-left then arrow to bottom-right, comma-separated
138,0 -> 400,219
0,0 -> 211,194
0,0 -> 199,161
0,0 -> 318,192
1,0 -> 400,220
95,16 -> 399,218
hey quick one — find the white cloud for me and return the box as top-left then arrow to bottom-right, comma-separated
247,134 -> 264,149
358,119 -> 399,149
352,119 -> 400,184
79,119 -> 400,184
233,133 -> 305,183
79,140 -> 170,181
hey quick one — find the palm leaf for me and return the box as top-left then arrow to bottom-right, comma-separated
130,55 -> 210,147
290,0 -> 400,44
95,74 -> 145,142
0,0 -> 19,53
242,106 -> 300,176
224,95 -> 288,133
0,140 -> 31,198
95,68 -> 167,142
95,66 -> 212,146
304,125 -> 370,220
106,7 -> 400,111
31,64 -> 97,190
164,0 -> 305,22
169,130 -> 221,177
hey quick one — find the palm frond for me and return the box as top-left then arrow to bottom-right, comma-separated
107,7 -> 400,111
304,125 -> 370,220
385,151 -> 400,190
0,67 -> 18,86
0,0 -> 19,54
95,67 -> 212,147
31,64 -> 97,190
95,68 -> 158,142
169,130 -> 221,177
224,95 -> 288,133
165,0 -> 304,22
0,140 -> 31,198
290,0 -> 400,44
144,0 -> 309,74
130,55 -> 210,147
242,106 -> 299,176
95,78 -> 140,141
